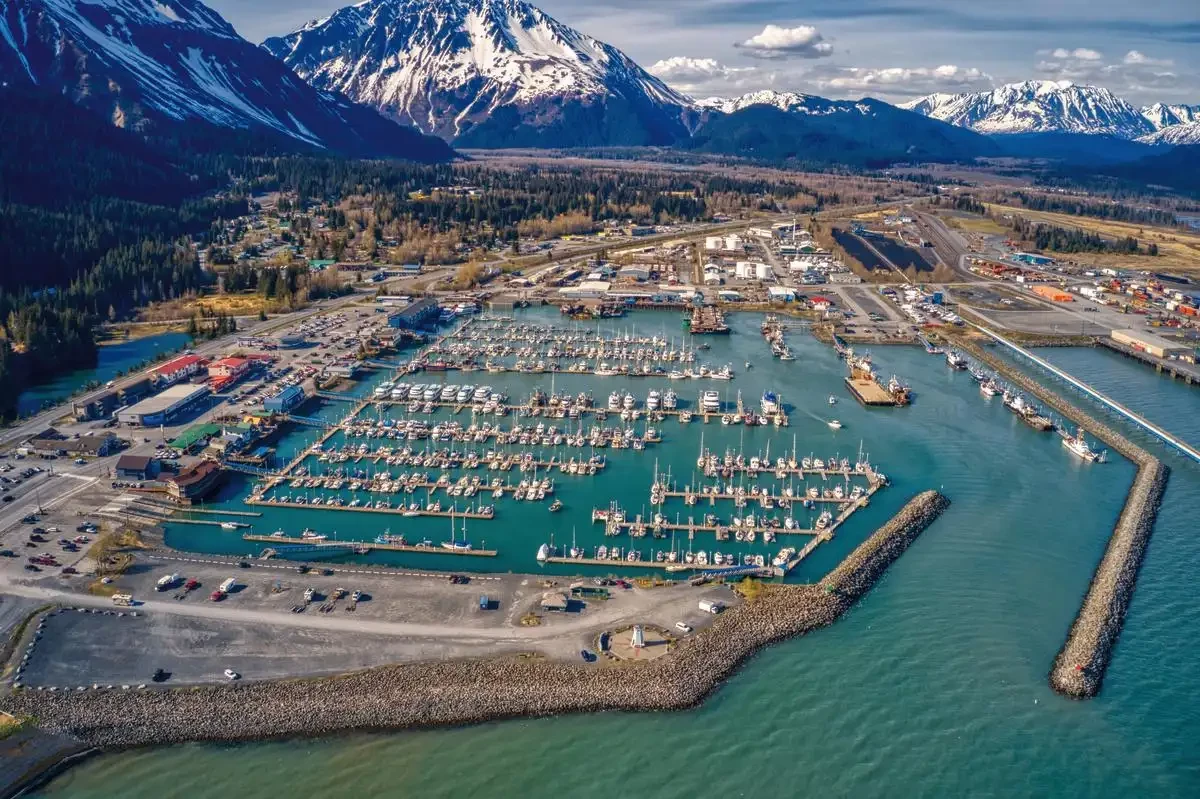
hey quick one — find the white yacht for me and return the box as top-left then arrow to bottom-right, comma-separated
646,390 -> 661,411
827,419 -> 843,429
607,391 -> 621,410
701,390 -> 721,414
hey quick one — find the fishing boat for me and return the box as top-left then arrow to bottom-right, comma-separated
945,350 -> 968,370
1062,429 -> 1105,463
760,390 -> 780,415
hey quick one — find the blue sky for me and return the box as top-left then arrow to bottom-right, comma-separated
209,0 -> 1199,104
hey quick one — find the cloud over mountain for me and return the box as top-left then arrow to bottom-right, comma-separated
734,24 -> 833,60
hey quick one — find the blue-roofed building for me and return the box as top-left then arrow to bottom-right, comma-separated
265,385 -> 306,413
387,296 -> 440,329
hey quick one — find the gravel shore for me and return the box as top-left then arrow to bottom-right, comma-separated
958,339 -> 1171,699
4,491 -> 949,749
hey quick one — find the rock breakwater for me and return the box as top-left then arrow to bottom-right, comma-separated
5,492 -> 949,750
956,338 -> 1171,699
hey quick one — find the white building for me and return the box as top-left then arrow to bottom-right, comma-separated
705,236 -> 723,251
724,234 -> 744,252
755,263 -> 773,281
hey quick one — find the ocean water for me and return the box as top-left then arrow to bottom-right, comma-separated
16,332 -> 193,416
34,319 -> 1200,798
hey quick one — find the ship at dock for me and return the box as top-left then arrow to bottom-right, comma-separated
1002,390 -> 1054,431
685,306 -> 730,334
844,352 -> 909,407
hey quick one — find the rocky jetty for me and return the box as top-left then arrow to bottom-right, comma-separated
957,339 -> 1171,699
5,492 -> 949,749
1050,458 -> 1167,697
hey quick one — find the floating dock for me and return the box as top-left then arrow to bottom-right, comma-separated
844,377 -> 897,406
242,534 -> 497,557
245,497 -> 496,520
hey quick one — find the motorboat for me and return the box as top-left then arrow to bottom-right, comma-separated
828,419 -> 843,429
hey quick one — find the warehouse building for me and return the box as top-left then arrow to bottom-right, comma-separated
264,385 -> 306,413
387,296 -> 439,329
1110,329 -> 1193,359
118,384 -> 212,426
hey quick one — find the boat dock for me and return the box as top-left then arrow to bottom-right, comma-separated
658,489 -> 855,506
242,534 -> 497,557
845,377 -> 898,406
244,497 -> 496,520
973,323 -> 1200,464
542,556 -> 704,572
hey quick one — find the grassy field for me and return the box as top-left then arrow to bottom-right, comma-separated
944,214 -> 1008,236
986,204 -> 1200,273
138,291 -> 275,322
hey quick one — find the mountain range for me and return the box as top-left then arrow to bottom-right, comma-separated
902,81 -> 1200,144
0,0 -> 1196,170
262,0 -> 693,148
0,0 -> 453,160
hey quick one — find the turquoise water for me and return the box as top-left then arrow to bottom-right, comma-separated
16,332 -> 193,416
34,322 -> 1200,798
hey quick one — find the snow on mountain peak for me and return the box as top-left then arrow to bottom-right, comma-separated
902,79 -> 1154,138
1,0 -> 451,159
263,0 -> 691,144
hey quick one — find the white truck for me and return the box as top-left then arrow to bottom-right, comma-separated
698,599 -> 724,614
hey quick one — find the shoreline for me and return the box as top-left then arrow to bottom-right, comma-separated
2,491 -> 948,764
954,337 -> 1171,699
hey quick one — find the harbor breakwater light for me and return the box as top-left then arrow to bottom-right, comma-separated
4,492 -> 949,750
956,338 -> 1171,699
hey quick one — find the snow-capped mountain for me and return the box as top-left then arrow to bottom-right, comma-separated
1139,121 -> 1200,146
902,80 -> 1155,138
262,0 -> 692,148
0,0 -> 452,159
1140,103 -> 1200,131
695,90 -> 868,117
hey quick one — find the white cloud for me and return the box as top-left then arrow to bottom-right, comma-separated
648,57 -> 761,95
735,24 -> 833,60
1123,50 -> 1172,66
1035,47 -> 1188,94
812,64 -> 993,97
1049,47 -> 1103,61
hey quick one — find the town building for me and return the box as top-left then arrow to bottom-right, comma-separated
208,357 -> 251,380
264,385 -> 306,413
72,433 -> 123,458
73,391 -> 120,422
165,460 -> 224,504
118,384 -> 212,426
387,296 -> 440,329
118,378 -> 153,405
115,455 -> 156,480
150,354 -> 206,386
1110,329 -> 1194,359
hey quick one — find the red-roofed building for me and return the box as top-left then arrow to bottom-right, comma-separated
151,354 -> 206,386
208,357 -> 250,380
810,296 -> 833,311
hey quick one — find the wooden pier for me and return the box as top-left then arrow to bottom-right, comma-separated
542,556 -> 701,571
659,489 -> 856,506
242,534 -> 497,557
245,496 -> 496,520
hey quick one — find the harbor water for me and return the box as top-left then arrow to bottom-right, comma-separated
34,319 -> 1200,798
